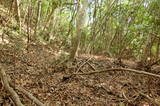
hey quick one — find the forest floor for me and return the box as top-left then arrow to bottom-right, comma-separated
0,41 -> 160,106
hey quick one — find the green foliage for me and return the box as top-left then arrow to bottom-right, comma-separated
17,0 -> 160,59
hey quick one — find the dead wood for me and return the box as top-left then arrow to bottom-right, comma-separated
76,57 -> 92,73
0,65 -> 24,106
0,65 -> 45,106
150,58 -> 160,67
72,68 -> 160,78
139,92 -> 160,105
14,86 -> 46,106
86,61 -> 96,71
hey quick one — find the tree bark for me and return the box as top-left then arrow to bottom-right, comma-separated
70,0 -> 89,60
141,34 -> 153,64
15,0 -> 21,31
155,37 -> 160,60
34,0 -> 42,35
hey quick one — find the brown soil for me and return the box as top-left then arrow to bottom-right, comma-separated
0,43 -> 160,106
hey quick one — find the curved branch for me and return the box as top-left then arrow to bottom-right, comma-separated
73,68 -> 160,78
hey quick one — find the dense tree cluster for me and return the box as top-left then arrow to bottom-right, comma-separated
0,0 -> 160,62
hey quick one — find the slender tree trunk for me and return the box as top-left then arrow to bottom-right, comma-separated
44,8 -> 55,29
27,1 -> 33,45
34,0 -> 42,35
156,37 -> 160,60
70,0 -> 89,60
15,0 -> 21,31
141,34 -> 153,65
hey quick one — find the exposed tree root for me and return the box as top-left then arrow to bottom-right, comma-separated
0,65 -> 24,106
0,65 -> 45,106
14,86 -> 46,106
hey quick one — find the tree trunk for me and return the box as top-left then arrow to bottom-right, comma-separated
69,0 -> 89,60
34,0 -> 42,35
0,0 -> 21,31
155,37 -> 160,60
141,34 -> 153,65
15,0 -> 21,31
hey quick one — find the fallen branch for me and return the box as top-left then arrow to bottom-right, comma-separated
150,58 -> 160,67
14,86 -> 46,106
86,61 -> 96,71
0,65 -> 24,106
76,57 -> 92,73
0,65 -> 45,106
139,92 -> 160,105
72,68 -> 160,78
122,91 -> 139,103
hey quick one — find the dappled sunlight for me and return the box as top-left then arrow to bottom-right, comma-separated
0,0 -> 160,105
0,38 -> 9,44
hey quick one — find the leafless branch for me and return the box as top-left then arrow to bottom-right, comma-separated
73,68 -> 160,78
